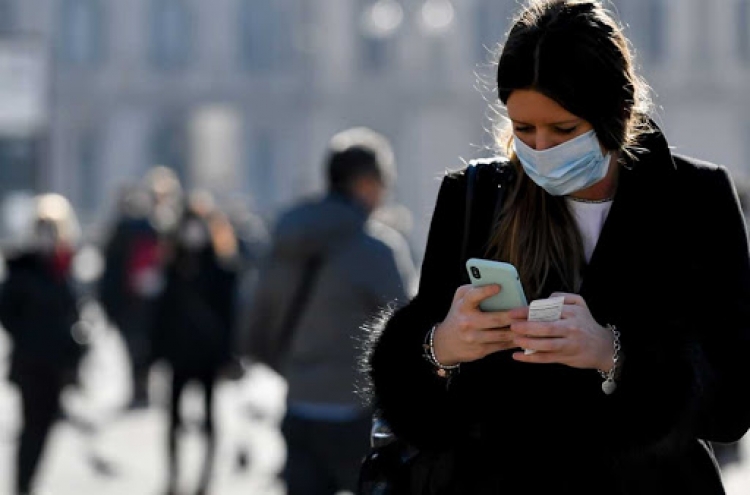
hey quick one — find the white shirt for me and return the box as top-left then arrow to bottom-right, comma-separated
566,199 -> 613,263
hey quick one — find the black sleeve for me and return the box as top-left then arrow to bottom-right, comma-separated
0,272 -> 21,337
367,171 -> 472,450
688,167 -> 750,442
213,260 -> 240,360
149,271 -> 172,363
97,225 -> 127,321
602,166 -> 750,451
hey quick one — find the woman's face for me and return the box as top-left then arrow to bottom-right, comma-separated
180,219 -> 209,250
506,89 -> 595,151
33,222 -> 60,253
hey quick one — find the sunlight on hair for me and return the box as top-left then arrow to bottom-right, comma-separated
34,193 -> 81,246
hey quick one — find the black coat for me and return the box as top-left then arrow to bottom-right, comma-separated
152,247 -> 238,374
98,215 -> 161,332
366,130 -> 750,494
0,253 -> 84,386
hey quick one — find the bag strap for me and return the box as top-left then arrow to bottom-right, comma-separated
460,164 -> 478,264
459,159 -> 513,267
273,254 -> 324,366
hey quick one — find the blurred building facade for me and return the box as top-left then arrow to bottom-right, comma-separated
0,0 -> 749,258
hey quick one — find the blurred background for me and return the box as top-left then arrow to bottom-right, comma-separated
0,0 -> 748,253
0,1 -> 750,494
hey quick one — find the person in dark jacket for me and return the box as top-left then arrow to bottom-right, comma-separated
98,166 -> 183,410
363,1 -> 750,494
245,126 -> 416,495
152,191 -> 240,495
0,194 -> 87,495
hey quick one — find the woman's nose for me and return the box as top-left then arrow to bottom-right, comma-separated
534,133 -> 555,151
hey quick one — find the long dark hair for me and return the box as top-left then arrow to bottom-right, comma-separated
487,0 -> 653,299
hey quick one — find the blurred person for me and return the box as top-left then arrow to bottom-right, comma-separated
151,191 -> 241,495
222,194 -> 270,269
221,195 -> 270,367
244,126 -> 417,495
0,194 -> 89,495
361,1 -> 750,494
218,196 -> 271,472
144,165 -> 185,234
371,202 -> 418,265
97,166 -> 183,410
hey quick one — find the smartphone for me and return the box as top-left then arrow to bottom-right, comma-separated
465,258 -> 527,312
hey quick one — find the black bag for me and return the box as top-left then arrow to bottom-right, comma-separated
357,159 -> 513,494
357,412 -> 421,494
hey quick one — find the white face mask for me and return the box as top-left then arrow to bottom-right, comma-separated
513,130 -> 612,196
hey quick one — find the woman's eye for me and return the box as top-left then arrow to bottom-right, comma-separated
514,126 -> 533,133
555,126 -> 577,134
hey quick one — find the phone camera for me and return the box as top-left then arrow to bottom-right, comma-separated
470,266 -> 481,279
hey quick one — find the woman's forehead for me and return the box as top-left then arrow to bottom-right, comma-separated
506,90 -> 580,123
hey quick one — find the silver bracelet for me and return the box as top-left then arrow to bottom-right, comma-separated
422,324 -> 460,378
598,324 -> 621,395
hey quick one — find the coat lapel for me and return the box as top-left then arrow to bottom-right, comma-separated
579,130 -> 679,323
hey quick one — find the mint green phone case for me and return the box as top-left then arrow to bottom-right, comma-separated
465,258 -> 528,311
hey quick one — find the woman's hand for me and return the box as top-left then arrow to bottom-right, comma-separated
509,292 -> 615,371
432,284 -> 524,366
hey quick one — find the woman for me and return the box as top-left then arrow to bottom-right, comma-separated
152,191 -> 239,495
0,194 -> 87,495
364,1 -> 750,494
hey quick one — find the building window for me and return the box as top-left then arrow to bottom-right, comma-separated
58,0 -> 105,67
149,0 -> 193,70
642,0 -> 667,64
614,0 -> 666,66
361,37 -> 390,73
0,0 -> 15,34
239,0 -> 292,72
77,132 -> 100,212
739,0 -> 750,64
475,0 -> 513,65
0,138 -> 40,232
358,0 -> 401,74
247,130 -> 277,212
150,120 -> 188,186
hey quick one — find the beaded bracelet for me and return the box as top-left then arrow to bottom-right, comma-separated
597,324 -> 621,395
422,324 -> 460,378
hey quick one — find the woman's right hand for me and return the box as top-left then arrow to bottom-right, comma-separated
432,284 -> 525,366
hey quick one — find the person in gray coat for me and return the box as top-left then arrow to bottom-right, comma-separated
244,126 -> 417,495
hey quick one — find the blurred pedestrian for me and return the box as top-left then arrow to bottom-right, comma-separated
98,166 -> 182,409
217,195 -> 271,472
221,195 -> 270,367
0,194 -> 89,495
371,202 -> 418,266
152,190 -> 240,495
245,126 -> 417,495
362,1 -> 750,494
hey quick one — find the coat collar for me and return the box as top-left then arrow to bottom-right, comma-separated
621,122 -> 677,176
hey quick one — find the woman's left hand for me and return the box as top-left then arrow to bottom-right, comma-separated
508,292 -> 615,372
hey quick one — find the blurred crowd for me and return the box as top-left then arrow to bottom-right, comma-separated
0,164 -> 271,495
0,127 -> 417,495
